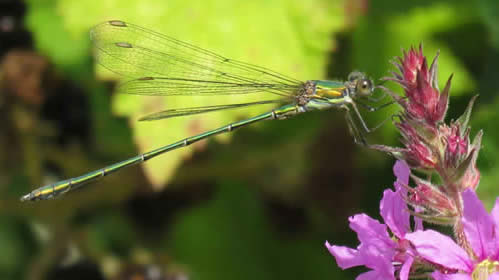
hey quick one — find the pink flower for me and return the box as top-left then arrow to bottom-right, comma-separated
438,118 -> 482,192
404,179 -> 457,223
389,45 -> 449,125
405,190 -> 499,279
325,161 -> 421,280
377,46 -> 452,171
374,46 -> 482,225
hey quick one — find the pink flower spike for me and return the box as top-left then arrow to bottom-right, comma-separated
388,45 -> 448,124
401,46 -> 425,86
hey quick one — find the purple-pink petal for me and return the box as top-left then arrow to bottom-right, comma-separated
393,160 -> 410,191
431,271 -> 471,280
489,272 -> 499,280
348,214 -> 396,275
414,215 -> 423,231
491,197 -> 499,235
405,230 -> 472,272
461,189 -> 499,260
357,243 -> 395,275
325,241 -> 363,269
356,270 -> 395,280
380,189 -> 410,238
349,214 -> 393,247
399,256 -> 414,280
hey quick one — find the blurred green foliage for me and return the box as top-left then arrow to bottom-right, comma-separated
1,0 -> 498,279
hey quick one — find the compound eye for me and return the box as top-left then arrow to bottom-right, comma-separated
356,79 -> 373,96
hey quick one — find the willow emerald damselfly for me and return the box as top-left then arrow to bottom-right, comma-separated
20,20 -> 390,202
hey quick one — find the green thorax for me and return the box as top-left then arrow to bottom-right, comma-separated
313,80 -> 347,100
297,80 -> 351,112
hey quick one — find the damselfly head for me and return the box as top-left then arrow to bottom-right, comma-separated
347,71 -> 374,98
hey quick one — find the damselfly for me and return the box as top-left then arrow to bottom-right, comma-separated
20,20 -> 388,202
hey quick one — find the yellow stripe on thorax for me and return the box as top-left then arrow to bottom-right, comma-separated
315,87 -> 345,99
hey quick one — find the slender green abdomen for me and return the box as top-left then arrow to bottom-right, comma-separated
20,104 -> 299,201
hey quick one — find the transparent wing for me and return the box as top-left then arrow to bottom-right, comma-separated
90,20 -> 302,97
139,99 -> 285,121
116,77 -> 296,97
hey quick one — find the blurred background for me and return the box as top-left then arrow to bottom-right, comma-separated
1,0 -> 498,279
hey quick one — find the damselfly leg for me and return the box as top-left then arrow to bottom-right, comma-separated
344,96 -> 398,146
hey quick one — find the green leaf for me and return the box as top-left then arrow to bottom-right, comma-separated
25,0 -> 90,71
